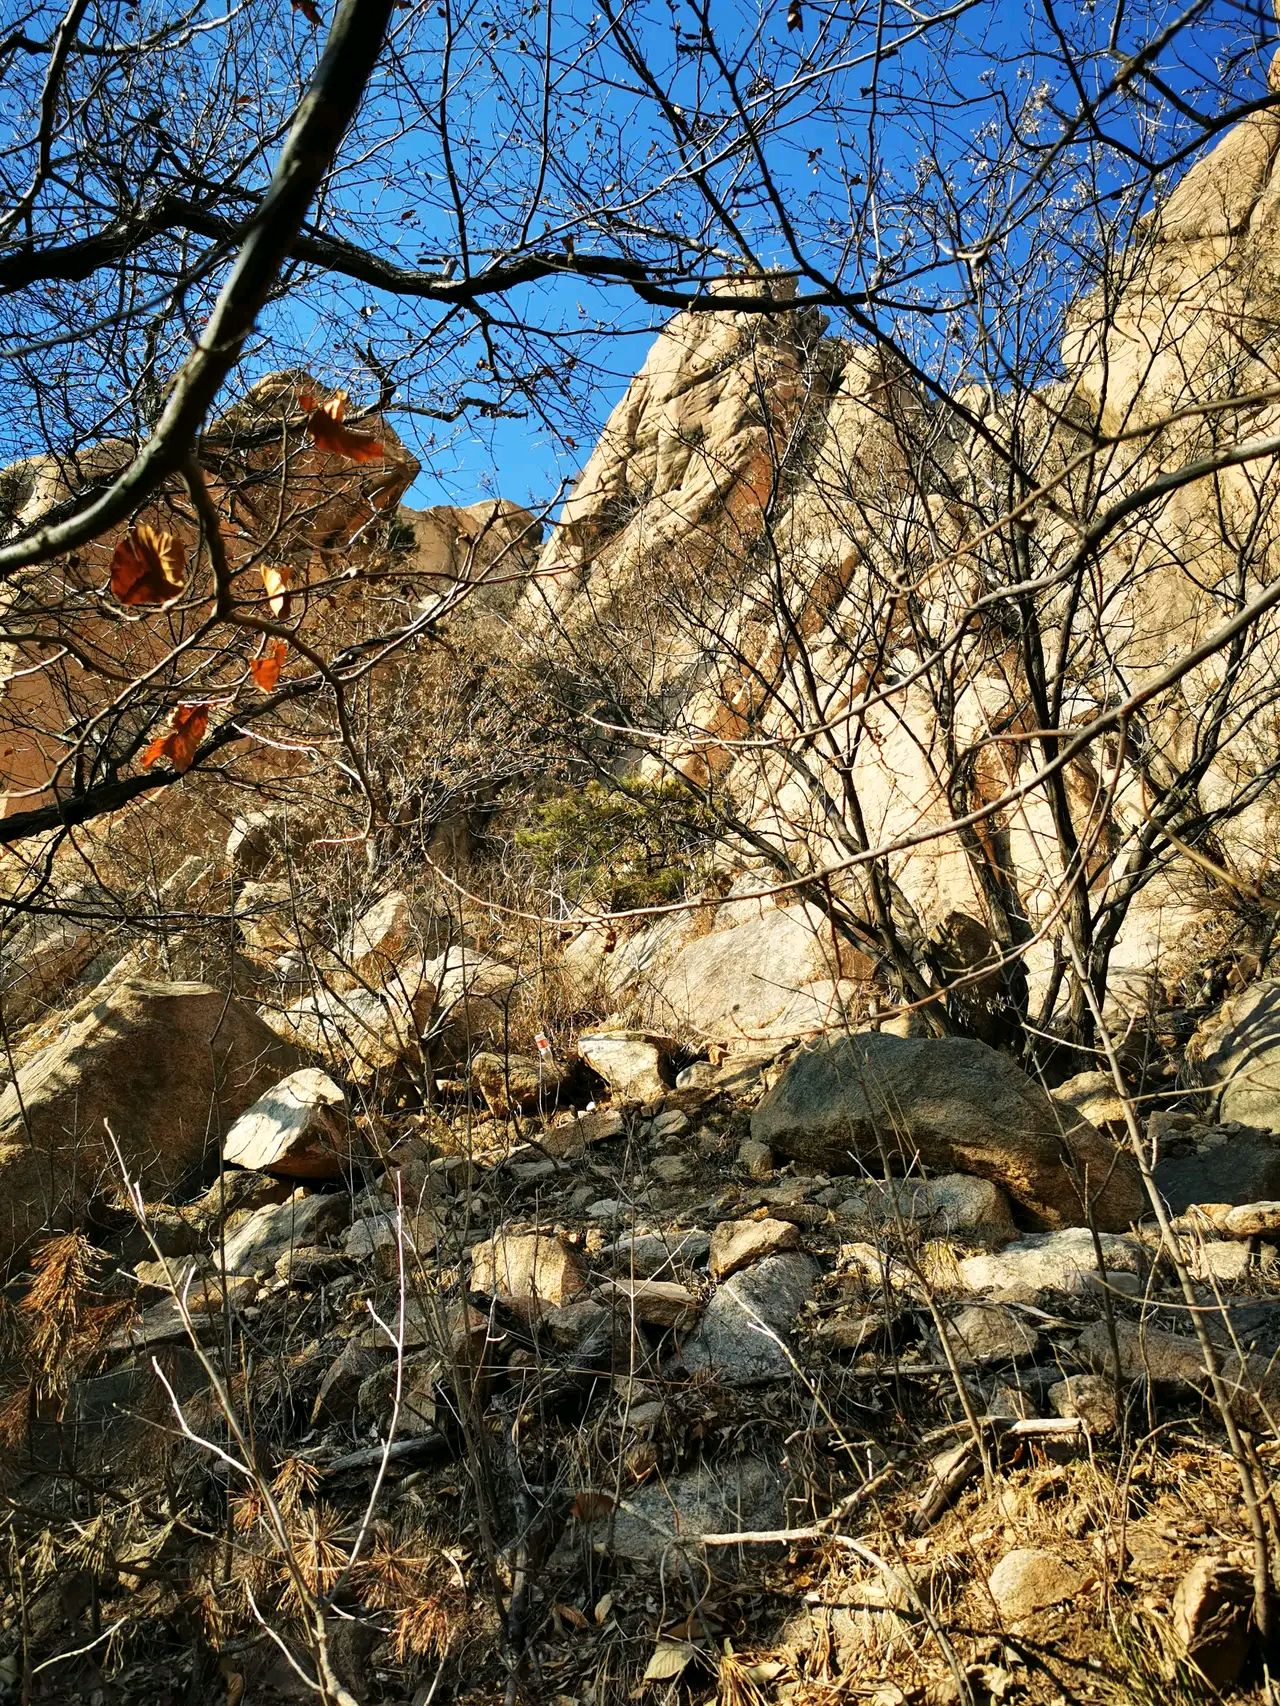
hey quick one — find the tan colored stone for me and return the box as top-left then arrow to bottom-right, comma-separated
1171,1558 -> 1252,1688
709,1216 -> 801,1280
1224,1201 -> 1280,1238
987,1549 -> 1086,1622
470,1228 -> 586,1320
597,1277 -> 701,1328
471,1050 -> 564,1117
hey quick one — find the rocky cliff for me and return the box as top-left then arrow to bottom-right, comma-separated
8,65 -> 1280,1706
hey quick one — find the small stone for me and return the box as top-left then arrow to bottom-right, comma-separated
568,1456 -> 782,1563
313,1339 -> 387,1423
344,1209 -> 442,1275
471,1050 -> 564,1118
544,1297 -> 611,1350
987,1383 -> 1037,1420
598,1277 -> 701,1328
1049,1374 -> 1119,1436
470,1229 -> 586,1321
540,1108 -> 625,1159
1054,1070 -> 1129,1131
737,1137 -> 774,1180
676,1062 -> 716,1091
579,1030 -> 674,1100
1223,1201 -> 1280,1238
1156,1134 -> 1280,1212
226,809 -> 277,876
987,1548 -> 1086,1621
811,1311 -> 889,1353
650,1154 -> 692,1185
274,1245 -> 347,1286
709,1216 -> 801,1280
396,1299 -> 491,1361
942,1304 -> 1040,1365
842,1174 -> 1017,1250
680,1252 -> 819,1384
1171,1557 -> 1252,1687
836,1240 -> 924,1298
358,1348 -> 450,1431
605,1229 -> 711,1276
652,1109 -> 692,1140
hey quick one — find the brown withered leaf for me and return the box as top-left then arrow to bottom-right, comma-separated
110,525 -> 187,606
291,0 -> 322,22
250,640 -> 287,692
141,704 -> 209,774
299,390 -> 384,464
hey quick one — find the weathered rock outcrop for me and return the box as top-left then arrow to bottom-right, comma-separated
520,67 -> 1280,1040
751,1033 -> 1145,1230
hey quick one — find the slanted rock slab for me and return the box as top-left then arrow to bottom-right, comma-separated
221,1190 -> 351,1277
0,979 -> 303,1273
1191,980 -> 1280,1128
751,1033 -> 1143,1230
597,1277 -> 701,1328
680,1251 -> 818,1384
222,1068 -> 351,1179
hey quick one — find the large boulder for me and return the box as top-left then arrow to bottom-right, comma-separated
750,1033 -> 1144,1231
0,979 -> 303,1271
1188,980 -> 1280,1129
270,975 -> 435,1079
639,903 -> 870,1042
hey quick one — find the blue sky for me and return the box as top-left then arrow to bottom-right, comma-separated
0,0 -> 1272,519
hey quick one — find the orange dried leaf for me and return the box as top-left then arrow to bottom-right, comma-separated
110,525 -> 186,606
141,703 -> 209,774
570,1491 -> 615,1522
261,563 -> 292,618
250,640 -> 287,692
302,390 -> 384,465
